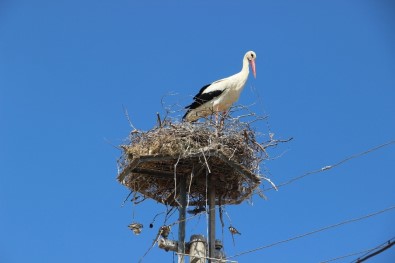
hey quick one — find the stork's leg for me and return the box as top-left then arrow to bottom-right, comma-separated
218,111 -> 224,128
215,106 -> 219,125
222,110 -> 230,119
219,110 -> 229,128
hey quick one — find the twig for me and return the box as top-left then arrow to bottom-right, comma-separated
121,191 -> 133,207
134,196 -> 147,205
156,112 -> 162,128
201,149 -> 211,174
256,188 -> 268,200
173,155 -> 182,207
138,230 -> 161,263
222,206 -> 232,223
228,147 -> 238,160
253,141 -> 268,158
186,167 -> 194,208
260,176 -> 278,191
164,206 -> 176,225
149,211 -> 165,228
122,105 -> 138,132
104,137 -> 122,150
263,137 -> 294,149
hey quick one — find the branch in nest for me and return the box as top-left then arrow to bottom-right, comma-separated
253,141 -> 269,158
122,105 -> 139,133
264,137 -> 294,149
156,112 -> 163,128
201,149 -> 211,173
260,176 -> 278,191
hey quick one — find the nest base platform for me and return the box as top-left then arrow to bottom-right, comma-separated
118,149 -> 261,206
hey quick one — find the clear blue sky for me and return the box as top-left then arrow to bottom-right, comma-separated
1,1 -> 394,262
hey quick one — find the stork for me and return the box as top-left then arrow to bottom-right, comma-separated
183,51 -> 257,122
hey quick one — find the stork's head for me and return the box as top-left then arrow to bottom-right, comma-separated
245,51 -> 257,78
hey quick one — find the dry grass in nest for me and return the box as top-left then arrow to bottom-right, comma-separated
117,113 -> 286,206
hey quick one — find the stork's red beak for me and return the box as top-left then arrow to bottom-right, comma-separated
250,59 -> 256,78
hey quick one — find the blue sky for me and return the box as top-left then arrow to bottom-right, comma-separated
1,1 -> 394,262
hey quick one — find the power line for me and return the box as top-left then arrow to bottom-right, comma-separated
319,237 -> 395,263
351,238 -> 395,263
227,205 -> 395,260
319,248 -> 377,263
266,140 -> 395,191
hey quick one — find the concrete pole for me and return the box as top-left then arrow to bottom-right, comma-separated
178,176 -> 187,263
208,174 -> 216,263
189,234 -> 207,263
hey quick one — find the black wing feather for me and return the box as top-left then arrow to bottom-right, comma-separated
193,84 -> 211,100
185,90 -> 224,110
183,85 -> 225,120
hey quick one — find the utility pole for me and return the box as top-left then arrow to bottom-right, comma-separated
178,176 -> 187,263
208,173 -> 216,263
159,173 -> 218,263
189,235 -> 206,263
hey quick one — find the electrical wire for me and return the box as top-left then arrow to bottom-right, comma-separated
319,248 -> 378,263
265,140 -> 395,191
319,237 -> 395,262
351,238 -> 395,263
227,205 -> 395,260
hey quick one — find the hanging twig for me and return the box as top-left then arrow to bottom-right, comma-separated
149,211 -> 164,228
173,155 -> 182,207
186,167 -> 194,208
121,191 -> 133,207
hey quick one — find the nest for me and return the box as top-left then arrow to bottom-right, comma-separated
118,115 -> 279,207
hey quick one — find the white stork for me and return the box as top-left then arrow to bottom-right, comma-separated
183,51 -> 257,122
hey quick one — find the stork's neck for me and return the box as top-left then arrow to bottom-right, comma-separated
241,56 -> 250,76
229,56 -> 250,92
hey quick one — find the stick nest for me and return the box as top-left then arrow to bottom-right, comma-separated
118,115 -> 280,206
